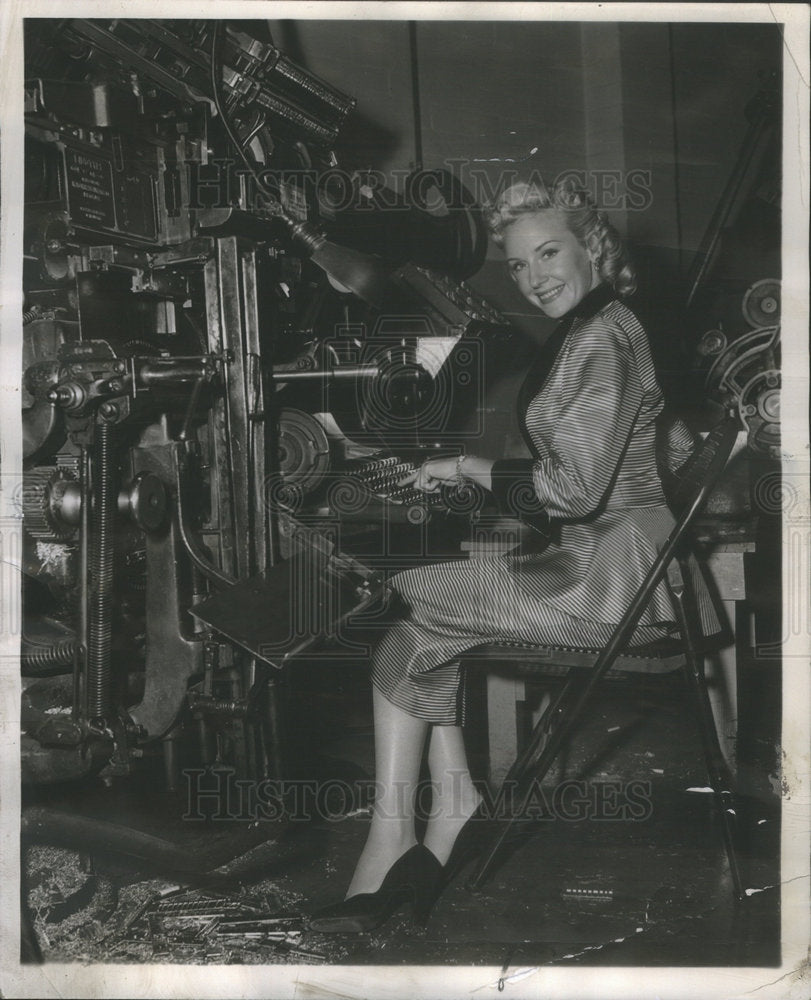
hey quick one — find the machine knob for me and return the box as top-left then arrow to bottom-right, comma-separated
119,472 -> 169,532
47,381 -> 87,412
758,387 -> 780,422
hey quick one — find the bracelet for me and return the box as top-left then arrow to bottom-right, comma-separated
455,454 -> 467,489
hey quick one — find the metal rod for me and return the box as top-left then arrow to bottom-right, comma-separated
263,368 -> 281,570
672,557 -> 745,902
173,446 -> 237,588
179,377 -> 206,442
87,422 -> 115,721
271,365 -> 380,381
265,676 -> 285,781
408,22 -> 423,172
74,445 -> 90,721
685,101 -> 775,308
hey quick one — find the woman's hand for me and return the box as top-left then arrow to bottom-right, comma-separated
402,457 -> 459,493
403,455 -> 494,494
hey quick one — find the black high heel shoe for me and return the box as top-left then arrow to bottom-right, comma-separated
442,803 -> 499,881
417,804 -> 500,922
309,844 -> 443,934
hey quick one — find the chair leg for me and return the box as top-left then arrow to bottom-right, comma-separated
502,668 -> 589,788
471,668 -> 592,887
671,563 -> 745,903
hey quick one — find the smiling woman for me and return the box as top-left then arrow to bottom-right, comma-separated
489,178 -> 637,316
503,210 -> 599,318
309,176 -> 721,935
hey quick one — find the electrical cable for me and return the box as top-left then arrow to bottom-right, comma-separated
242,111 -> 268,150
208,22 -> 278,206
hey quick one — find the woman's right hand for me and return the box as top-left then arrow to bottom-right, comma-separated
402,457 -> 460,493
402,455 -> 494,494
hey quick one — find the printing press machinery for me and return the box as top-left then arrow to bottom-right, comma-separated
18,18 -> 781,798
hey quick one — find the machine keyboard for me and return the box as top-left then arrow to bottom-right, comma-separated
346,455 -> 446,507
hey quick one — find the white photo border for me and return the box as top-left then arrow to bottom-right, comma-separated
1,3 -> 808,998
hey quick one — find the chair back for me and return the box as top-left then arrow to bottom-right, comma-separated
504,412 -> 743,782
472,412 -> 746,892
592,412 -> 742,665
667,414 -> 742,516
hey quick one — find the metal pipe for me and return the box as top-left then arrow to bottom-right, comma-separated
162,727 -> 182,793
137,359 -> 214,386
21,807 -> 237,888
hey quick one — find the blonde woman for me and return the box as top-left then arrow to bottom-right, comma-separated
310,178 -> 715,933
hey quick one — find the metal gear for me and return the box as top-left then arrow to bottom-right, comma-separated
22,468 -> 80,542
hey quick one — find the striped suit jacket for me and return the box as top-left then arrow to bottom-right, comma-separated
496,294 -> 700,629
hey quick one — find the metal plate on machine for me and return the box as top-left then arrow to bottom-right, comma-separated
64,148 -> 117,229
114,168 -> 158,240
62,146 -> 159,240
189,551 -> 383,668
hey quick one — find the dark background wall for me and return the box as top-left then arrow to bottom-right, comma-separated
269,18 -> 782,344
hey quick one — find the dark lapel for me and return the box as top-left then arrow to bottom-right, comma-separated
517,284 -> 618,451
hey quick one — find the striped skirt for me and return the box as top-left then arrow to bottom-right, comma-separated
370,556 -> 679,726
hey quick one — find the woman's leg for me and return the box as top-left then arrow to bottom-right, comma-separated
344,686 -> 429,898
422,724 -> 483,865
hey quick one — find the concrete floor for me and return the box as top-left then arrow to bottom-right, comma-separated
22,667 -> 782,968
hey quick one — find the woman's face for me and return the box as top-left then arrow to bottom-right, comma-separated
503,210 -> 598,319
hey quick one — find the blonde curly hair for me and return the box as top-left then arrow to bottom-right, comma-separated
484,178 -> 637,298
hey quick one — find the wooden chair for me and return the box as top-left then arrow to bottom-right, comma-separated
466,413 -> 745,901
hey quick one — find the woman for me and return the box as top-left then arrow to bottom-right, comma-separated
310,179 -> 716,933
